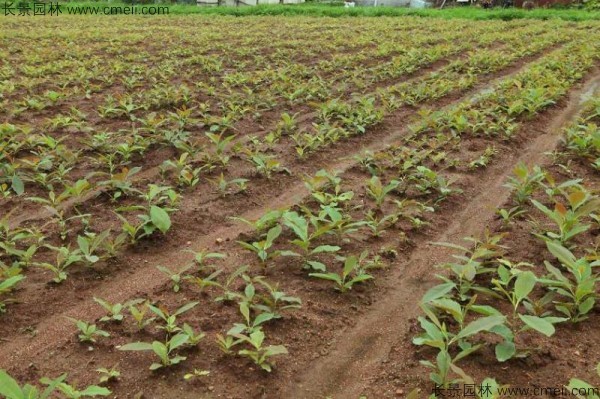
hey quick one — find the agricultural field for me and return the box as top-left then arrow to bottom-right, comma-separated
1,13 -> 600,399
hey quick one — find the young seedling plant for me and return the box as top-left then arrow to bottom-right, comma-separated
309,255 -> 373,292
233,329 -> 288,372
119,333 -> 191,370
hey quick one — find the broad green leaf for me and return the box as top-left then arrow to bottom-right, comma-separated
495,340 -> 516,362
169,333 -> 189,351
306,261 -> 326,271
430,298 -> 463,322
119,342 -> 154,351
514,271 -> 537,303
152,341 -> 169,361
240,302 -> 251,324
174,301 -> 199,317
79,386 -> 111,396
454,316 -> 505,341
566,378 -> 600,399
264,345 -> 288,356
282,212 -> 308,242
0,369 -> 23,399
342,256 -> 358,278
312,245 -> 341,254
150,206 -> 171,234
518,315 -> 555,337
309,273 -> 342,285
479,378 -> 501,399
265,225 -> 282,245
11,175 -> 24,195
546,241 -> 576,269
253,312 -> 276,327
421,282 -> 456,303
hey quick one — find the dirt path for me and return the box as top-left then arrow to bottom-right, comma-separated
281,71 -> 600,399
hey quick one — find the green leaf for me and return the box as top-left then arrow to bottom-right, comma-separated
174,301 -> 199,317
312,245 -> 341,254
0,275 -> 25,291
514,271 -> 537,303
479,378 -> 500,399
421,282 -> 456,303
470,305 -> 503,317
578,297 -> 595,315
152,341 -> 169,362
306,261 -> 326,271
240,302 -> 250,324
11,175 -> 24,195
40,374 -> 67,399
518,315 -> 555,337
282,212 -> 308,242
309,273 -> 342,285
169,333 -> 189,351
149,363 -> 163,371
79,386 -> 111,397
546,240 -> 576,269
119,342 -> 154,351
495,340 -> 516,362
264,345 -> 288,357
430,298 -> 463,323
454,316 -> 505,341
253,312 -> 276,327
342,256 -> 358,278
150,206 -> 171,234
566,378 -> 600,399
0,369 -> 23,399
265,225 -> 282,245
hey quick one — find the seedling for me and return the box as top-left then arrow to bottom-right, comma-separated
539,240 -> 600,323
156,265 -> 191,293
94,297 -> 127,323
434,233 -> 506,301
531,187 -> 600,243
98,167 -> 141,201
0,369 -> 65,399
34,245 -> 83,283
366,176 -> 400,208
309,255 -> 373,292
181,323 -> 206,346
96,367 -> 120,384
188,249 -> 226,269
128,301 -> 156,330
207,173 -> 248,197
230,209 -> 284,234
413,305 -> 505,387
42,377 -> 110,399
496,206 -> 526,225
0,274 -> 25,313
67,318 -> 110,343
491,265 -> 537,316
183,369 -> 210,381
363,210 -> 399,237
233,330 -> 288,372
119,333 -> 190,370
504,163 -> 545,205
185,269 -> 223,293
148,301 -> 199,334
237,225 -> 283,266
244,150 -> 289,179
227,302 -> 277,336
281,211 -> 339,267
205,132 -> 235,166
77,231 -> 110,265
